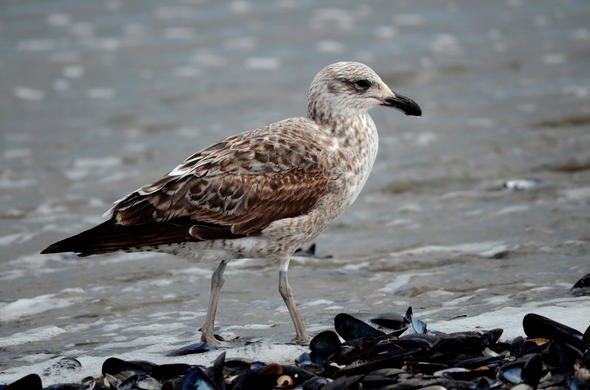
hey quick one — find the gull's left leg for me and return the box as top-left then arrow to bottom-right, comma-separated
200,259 -> 227,344
278,257 -> 310,344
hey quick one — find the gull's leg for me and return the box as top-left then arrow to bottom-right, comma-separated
278,259 -> 310,345
200,259 -> 227,344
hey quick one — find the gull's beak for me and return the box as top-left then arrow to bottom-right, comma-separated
381,92 -> 422,116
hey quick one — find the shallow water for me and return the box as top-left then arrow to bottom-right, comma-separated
1,0 -> 590,384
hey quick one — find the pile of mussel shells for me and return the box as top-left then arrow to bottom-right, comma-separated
2,308 -> 589,390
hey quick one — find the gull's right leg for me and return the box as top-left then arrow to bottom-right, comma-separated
200,259 -> 227,344
278,257 -> 310,345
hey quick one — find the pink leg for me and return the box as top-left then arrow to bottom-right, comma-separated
278,270 -> 310,344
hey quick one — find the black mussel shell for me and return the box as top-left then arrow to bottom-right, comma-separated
102,357 -> 155,376
521,353 -> 543,387
583,349 -> 590,367
432,329 -> 503,356
4,374 -> 42,390
181,366 -> 217,389
541,340 -> 583,367
455,355 -> 506,369
44,384 -> 89,389
206,352 -> 226,390
358,370 -> 400,388
570,273 -> 590,296
370,312 -> 409,336
406,361 -> 449,375
118,374 -> 160,390
310,330 -> 341,356
510,336 -> 525,357
167,341 -> 217,356
152,363 -> 191,382
334,313 -> 384,341
474,377 -> 491,390
302,376 -> 329,390
434,366 -> 494,381
294,243 -> 316,257
499,353 -> 543,386
523,313 -> 585,351
325,374 -> 364,389
222,359 -> 253,378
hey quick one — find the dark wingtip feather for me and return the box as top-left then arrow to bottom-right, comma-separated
40,217 -> 201,257
40,243 -> 64,254
40,219 -> 117,256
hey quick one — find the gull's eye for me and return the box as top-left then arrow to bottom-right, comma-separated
354,79 -> 371,90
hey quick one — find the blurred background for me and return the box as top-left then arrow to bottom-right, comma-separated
1,0 -> 589,378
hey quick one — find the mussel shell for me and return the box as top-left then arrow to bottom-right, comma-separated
118,374 -> 160,390
431,329 -> 503,356
583,349 -> 590,367
181,366 -> 217,390
301,376 -> 328,390
541,340 -> 583,368
369,312 -> 409,336
206,352 -> 226,390
151,363 -> 191,381
4,374 -> 42,390
510,336 -> 525,357
570,273 -> 590,296
499,354 -> 543,386
499,363 -> 523,384
102,357 -> 154,376
295,352 -> 314,368
473,377 -> 491,390
223,359 -> 253,376
406,307 -> 430,335
334,313 -> 384,341
406,361 -> 449,375
324,374 -> 364,389
338,336 -> 429,365
167,341 -> 216,356
522,313 -> 585,351
310,330 -> 341,356
455,355 -> 506,369
434,367 -> 494,381
521,353 -> 543,387
294,243 -> 316,257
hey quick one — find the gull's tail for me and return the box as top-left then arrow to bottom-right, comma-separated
41,218 -> 194,256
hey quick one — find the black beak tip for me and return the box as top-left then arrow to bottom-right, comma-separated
383,95 -> 422,117
404,103 -> 422,117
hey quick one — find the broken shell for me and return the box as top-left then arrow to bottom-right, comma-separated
277,374 -> 293,387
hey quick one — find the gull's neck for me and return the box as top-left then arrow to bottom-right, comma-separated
307,101 -> 372,138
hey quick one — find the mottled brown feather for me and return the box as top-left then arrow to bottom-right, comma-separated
106,118 -> 332,245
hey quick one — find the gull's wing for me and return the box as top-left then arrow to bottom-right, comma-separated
42,119 -> 332,255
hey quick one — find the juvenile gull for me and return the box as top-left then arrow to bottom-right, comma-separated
41,62 -> 421,344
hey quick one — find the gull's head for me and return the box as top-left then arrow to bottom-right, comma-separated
307,61 -> 421,124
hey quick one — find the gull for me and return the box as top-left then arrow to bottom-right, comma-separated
42,61 -> 421,344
